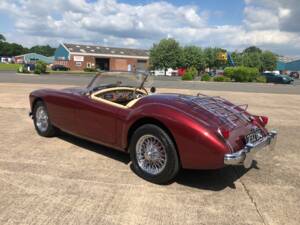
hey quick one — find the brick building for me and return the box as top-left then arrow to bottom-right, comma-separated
54,43 -> 149,71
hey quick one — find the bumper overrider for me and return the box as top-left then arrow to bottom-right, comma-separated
224,130 -> 277,168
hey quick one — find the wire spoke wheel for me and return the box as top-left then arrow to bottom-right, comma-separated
136,135 -> 167,175
35,105 -> 49,133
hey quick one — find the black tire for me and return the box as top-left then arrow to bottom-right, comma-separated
33,101 -> 57,137
129,124 -> 180,184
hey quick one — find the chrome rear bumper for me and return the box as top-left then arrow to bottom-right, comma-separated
224,130 -> 277,168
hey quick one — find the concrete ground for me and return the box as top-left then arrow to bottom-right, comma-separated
0,83 -> 299,225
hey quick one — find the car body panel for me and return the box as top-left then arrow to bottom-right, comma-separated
262,72 -> 294,84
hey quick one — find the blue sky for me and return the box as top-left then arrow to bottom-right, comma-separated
0,0 -> 300,55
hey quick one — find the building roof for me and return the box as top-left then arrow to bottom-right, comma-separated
63,43 -> 149,58
278,56 -> 300,63
15,53 -> 54,64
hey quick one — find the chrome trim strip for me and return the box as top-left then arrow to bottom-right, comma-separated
224,130 -> 277,167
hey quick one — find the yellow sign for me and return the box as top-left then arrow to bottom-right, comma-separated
217,52 -> 227,61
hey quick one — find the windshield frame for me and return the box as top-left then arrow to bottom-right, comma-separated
86,71 -> 150,94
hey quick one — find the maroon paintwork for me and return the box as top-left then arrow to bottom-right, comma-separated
29,87 -> 269,170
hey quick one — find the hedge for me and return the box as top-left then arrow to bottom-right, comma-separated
213,76 -> 231,82
201,74 -> 211,81
182,67 -> 197,80
34,61 -> 47,74
224,66 -> 259,82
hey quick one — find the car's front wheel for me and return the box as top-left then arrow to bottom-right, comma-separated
129,124 -> 180,184
33,101 -> 57,137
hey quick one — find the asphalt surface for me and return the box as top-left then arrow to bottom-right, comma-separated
0,82 -> 299,225
0,71 -> 300,95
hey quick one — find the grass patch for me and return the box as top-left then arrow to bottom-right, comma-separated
0,63 -> 20,71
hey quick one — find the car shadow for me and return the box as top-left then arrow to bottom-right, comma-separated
57,131 -> 259,191
57,131 -> 130,164
174,161 -> 259,191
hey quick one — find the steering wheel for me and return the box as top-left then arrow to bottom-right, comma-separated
133,87 -> 148,99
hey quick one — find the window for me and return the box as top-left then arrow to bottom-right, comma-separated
87,63 -> 92,68
75,61 -> 82,67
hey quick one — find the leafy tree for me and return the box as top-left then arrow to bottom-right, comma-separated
149,38 -> 182,75
243,46 -> 262,54
242,52 -> 262,70
30,45 -> 55,57
0,42 -> 28,56
230,52 -> 243,66
203,47 -> 217,69
261,51 -> 277,71
0,34 -> 5,42
182,46 -> 205,72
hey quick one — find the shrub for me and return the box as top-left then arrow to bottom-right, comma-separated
17,65 -> 30,73
224,67 -> 235,79
224,66 -> 259,82
213,76 -> 231,82
201,74 -> 211,81
182,72 -> 193,80
256,76 -> 267,83
84,67 -> 97,72
182,67 -> 197,80
34,61 -> 47,74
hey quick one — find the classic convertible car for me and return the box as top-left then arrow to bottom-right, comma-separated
29,72 -> 277,184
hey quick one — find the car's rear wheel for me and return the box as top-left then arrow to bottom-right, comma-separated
33,101 -> 57,137
129,124 -> 180,184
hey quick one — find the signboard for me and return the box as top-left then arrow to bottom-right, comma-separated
73,55 -> 84,62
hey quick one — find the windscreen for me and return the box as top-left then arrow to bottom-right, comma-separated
87,71 -> 154,91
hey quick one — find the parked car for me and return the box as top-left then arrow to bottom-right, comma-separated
29,72 -> 277,184
289,71 -> 299,79
51,64 -> 70,71
262,72 -> 294,84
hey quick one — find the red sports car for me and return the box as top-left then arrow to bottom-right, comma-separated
29,72 -> 277,184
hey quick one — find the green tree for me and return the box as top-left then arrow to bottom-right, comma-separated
149,38 -> 182,75
30,45 -> 55,57
230,51 -> 243,66
0,34 -> 5,42
0,42 -> 28,56
203,47 -> 217,69
261,51 -> 277,71
242,52 -> 262,70
243,46 -> 262,54
182,46 -> 205,72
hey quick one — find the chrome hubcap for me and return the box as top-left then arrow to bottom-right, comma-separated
136,135 -> 167,175
35,106 -> 48,132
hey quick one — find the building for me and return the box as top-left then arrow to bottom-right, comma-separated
54,43 -> 149,71
15,53 -> 54,64
0,56 -> 13,63
277,58 -> 300,73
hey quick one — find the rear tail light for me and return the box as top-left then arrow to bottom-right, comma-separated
218,128 -> 230,139
259,116 -> 269,127
251,115 -> 269,127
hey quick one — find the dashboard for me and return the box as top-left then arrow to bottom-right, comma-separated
96,89 -> 146,105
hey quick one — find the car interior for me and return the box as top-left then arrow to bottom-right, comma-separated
91,87 -> 148,107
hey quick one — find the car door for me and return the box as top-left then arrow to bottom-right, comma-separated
45,91 -> 77,133
74,95 -> 119,145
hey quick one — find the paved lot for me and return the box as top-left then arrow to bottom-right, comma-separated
1,71 -> 300,95
0,83 -> 299,225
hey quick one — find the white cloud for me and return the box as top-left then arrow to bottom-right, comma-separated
0,0 -> 299,55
